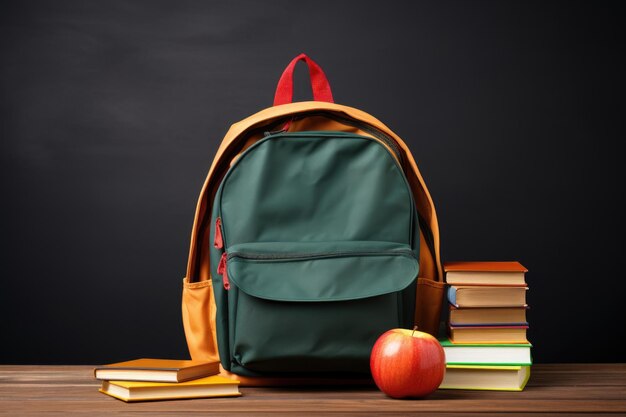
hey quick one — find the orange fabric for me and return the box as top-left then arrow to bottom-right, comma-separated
181,101 -> 445,385
414,278 -> 446,336
181,278 -> 219,363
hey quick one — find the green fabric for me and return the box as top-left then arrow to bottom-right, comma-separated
233,291 -> 404,374
210,131 -> 419,376
227,241 -> 417,302
220,131 -> 414,245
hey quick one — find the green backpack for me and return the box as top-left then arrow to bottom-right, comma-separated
182,54 -> 445,380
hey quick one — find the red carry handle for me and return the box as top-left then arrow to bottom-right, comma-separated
273,53 -> 334,106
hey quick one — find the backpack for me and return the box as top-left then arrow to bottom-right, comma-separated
181,54 -> 445,384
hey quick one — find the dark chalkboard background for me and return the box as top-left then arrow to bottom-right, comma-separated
1,0 -> 623,364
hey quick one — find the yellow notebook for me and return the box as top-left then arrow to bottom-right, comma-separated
94,358 -> 220,382
99,375 -> 241,402
439,365 -> 530,391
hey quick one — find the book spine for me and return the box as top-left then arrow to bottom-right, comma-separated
447,286 -> 458,307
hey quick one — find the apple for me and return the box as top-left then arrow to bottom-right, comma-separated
370,326 -> 446,398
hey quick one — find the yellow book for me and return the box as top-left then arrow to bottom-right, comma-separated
94,358 -> 220,382
439,365 -> 530,391
99,375 -> 241,402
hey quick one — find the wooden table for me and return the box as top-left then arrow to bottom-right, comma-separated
1,364 -> 625,416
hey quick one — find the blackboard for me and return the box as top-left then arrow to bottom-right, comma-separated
1,0 -> 623,364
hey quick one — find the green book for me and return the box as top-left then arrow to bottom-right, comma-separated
439,338 -> 532,366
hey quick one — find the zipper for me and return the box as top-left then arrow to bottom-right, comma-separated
327,113 -> 404,167
258,111 -> 403,166
217,252 -> 230,290
220,249 -> 416,291
227,249 -> 416,262
292,111 -> 405,168
214,217 -> 224,249
264,119 -> 293,137
217,249 -> 414,291
214,216 -> 228,289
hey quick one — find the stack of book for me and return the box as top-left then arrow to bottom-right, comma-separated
94,358 -> 240,402
439,261 -> 532,391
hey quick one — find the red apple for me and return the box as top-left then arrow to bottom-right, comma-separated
370,327 -> 446,398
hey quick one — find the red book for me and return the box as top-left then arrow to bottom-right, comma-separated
444,261 -> 527,287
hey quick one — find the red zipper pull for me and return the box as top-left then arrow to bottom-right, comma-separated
223,266 -> 230,290
217,252 -> 230,290
214,217 -> 223,249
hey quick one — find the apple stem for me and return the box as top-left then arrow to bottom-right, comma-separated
412,325 -> 418,336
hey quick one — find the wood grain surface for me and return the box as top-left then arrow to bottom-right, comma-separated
1,364 -> 625,416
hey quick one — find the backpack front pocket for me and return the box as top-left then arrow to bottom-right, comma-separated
221,241 -> 418,376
